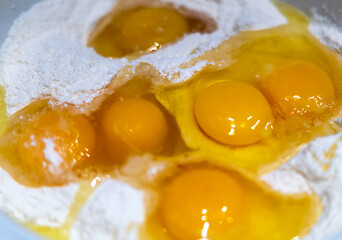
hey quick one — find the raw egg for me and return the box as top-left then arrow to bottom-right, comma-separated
261,62 -> 336,118
88,7 -> 211,58
0,101 -> 95,186
77,77 -> 187,170
161,168 -> 243,239
194,81 -> 274,146
101,97 -> 168,154
144,165 -> 321,240
156,5 -> 342,175
119,8 -> 188,52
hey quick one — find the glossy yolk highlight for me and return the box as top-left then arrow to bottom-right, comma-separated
101,97 -> 168,155
261,62 -> 336,118
161,168 -> 244,240
194,81 -> 274,146
120,8 -> 188,52
18,111 -> 95,184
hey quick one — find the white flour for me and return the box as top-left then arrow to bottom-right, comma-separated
1,0 -> 342,239
262,132 -> 342,240
310,13 -> 342,57
43,138 -> 64,173
0,167 -> 78,227
70,180 -> 146,240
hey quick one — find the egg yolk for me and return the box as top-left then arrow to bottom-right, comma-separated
161,168 -> 244,240
119,8 -> 189,52
194,81 -> 274,146
261,62 -> 336,118
18,110 -> 95,183
101,97 -> 168,154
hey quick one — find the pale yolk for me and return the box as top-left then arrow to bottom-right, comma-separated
161,168 -> 244,240
120,8 -> 188,52
101,97 -> 168,154
194,81 -> 274,146
18,110 -> 95,183
261,62 -> 336,118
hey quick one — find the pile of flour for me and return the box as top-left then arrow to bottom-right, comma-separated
1,0 -> 342,239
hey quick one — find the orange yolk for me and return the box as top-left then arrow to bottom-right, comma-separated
119,8 -> 189,52
161,168 -> 244,240
101,97 -> 168,154
18,110 -> 95,183
261,62 -> 336,118
194,81 -> 274,146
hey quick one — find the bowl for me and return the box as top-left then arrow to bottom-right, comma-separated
0,0 -> 341,239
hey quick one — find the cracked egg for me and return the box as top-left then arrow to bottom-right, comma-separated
141,164 -> 321,240
156,5 -> 342,175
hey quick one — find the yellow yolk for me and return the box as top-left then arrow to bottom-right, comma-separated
119,8 -> 189,52
91,8 -> 189,57
261,62 -> 336,118
161,168 -> 244,240
101,97 -> 168,154
18,110 -> 95,185
194,81 -> 274,146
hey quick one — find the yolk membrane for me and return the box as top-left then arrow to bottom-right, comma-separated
161,168 -> 244,240
194,81 -> 274,146
261,62 -> 336,118
18,110 -> 95,184
101,97 -> 168,154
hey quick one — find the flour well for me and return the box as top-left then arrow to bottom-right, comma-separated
1,0 -> 342,239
